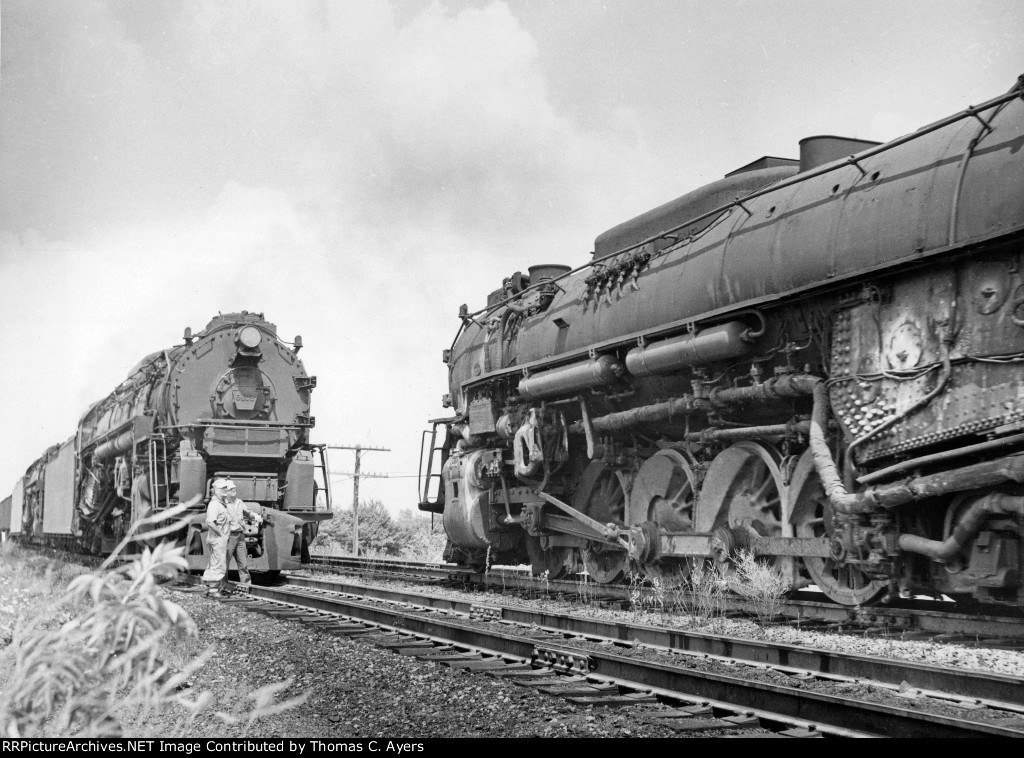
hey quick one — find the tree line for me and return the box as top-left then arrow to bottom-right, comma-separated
311,500 -> 447,562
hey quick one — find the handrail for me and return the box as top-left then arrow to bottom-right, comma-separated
419,427 -> 444,506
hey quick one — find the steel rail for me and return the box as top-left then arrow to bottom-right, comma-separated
310,555 -> 458,571
241,583 -> 1024,738
310,555 -> 463,581
287,574 -> 1024,706
308,555 -> 1024,639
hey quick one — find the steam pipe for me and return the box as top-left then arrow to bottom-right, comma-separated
806,376 -> 1024,514
567,369 -> 1024,517
569,394 -> 700,433
709,372 -> 816,405
93,430 -> 134,462
569,372 -> 813,434
600,371 -> 1011,516
497,309 -> 513,370
857,431 -> 1024,485
577,396 -> 598,458
948,95 -> 1013,246
685,421 -> 810,443
897,493 -> 1024,561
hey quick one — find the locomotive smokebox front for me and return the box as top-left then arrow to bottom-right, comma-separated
211,326 -> 270,420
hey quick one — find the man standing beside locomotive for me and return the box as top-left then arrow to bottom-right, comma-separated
203,478 -> 263,597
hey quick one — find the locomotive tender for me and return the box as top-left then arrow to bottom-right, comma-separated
7,312 -> 331,572
420,76 -> 1024,607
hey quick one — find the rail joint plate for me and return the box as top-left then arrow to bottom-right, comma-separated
533,646 -> 592,674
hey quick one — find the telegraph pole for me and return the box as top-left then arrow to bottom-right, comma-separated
328,444 -> 389,556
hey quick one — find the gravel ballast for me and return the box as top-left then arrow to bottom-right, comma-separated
309,570 -> 1024,677
4,552 -> 1024,739
128,587 -> 689,738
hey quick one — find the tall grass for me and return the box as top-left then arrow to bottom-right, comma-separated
626,555 -> 789,625
677,560 -> 727,621
0,501 -> 302,737
574,569 -> 597,606
725,551 -> 790,622
628,572 -> 667,613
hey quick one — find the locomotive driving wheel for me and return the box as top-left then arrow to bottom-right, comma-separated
789,450 -> 886,606
525,534 -> 577,579
574,461 -> 630,583
696,441 -> 789,576
581,541 -> 628,583
628,449 -> 698,578
629,449 -> 697,531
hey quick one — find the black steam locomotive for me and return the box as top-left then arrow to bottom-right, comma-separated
5,312 -> 332,572
420,76 -> 1024,607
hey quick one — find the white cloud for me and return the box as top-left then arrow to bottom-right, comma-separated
5,0 -> 1019,516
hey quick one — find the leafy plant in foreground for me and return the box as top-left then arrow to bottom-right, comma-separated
0,499 -> 303,736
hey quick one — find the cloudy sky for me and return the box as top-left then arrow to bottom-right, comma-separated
1,0 -> 1021,516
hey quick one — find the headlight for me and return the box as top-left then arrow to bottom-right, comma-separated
237,326 -> 262,349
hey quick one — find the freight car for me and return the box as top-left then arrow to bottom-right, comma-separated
420,76 -> 1024,608
8,312 -> 332,572
0,495 -> 10,543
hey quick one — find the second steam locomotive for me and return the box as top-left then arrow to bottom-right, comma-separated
421,76 -> 1024,608
6,312 -> 332,572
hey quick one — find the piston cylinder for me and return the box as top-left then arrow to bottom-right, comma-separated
517,355 -> 622,401
441,451 -> 490,549
626,321 -> 753,376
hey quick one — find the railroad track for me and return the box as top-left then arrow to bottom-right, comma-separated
309,555 -> 466,581
309,554 -> 1024,643
177,574 -> 1024,738
285,573 -> 1024,705
20,544 -> 1024,643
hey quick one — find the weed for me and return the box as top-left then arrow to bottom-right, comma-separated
627,573 -> 667,613
575,571 -> 595,607
726,551 -> 790,623
681,560 -> 727,622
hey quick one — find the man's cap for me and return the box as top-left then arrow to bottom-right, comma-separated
212,478 -> 235,491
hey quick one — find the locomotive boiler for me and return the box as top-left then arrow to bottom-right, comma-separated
420,76 -> 1024,607
8,312 -> 332,572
